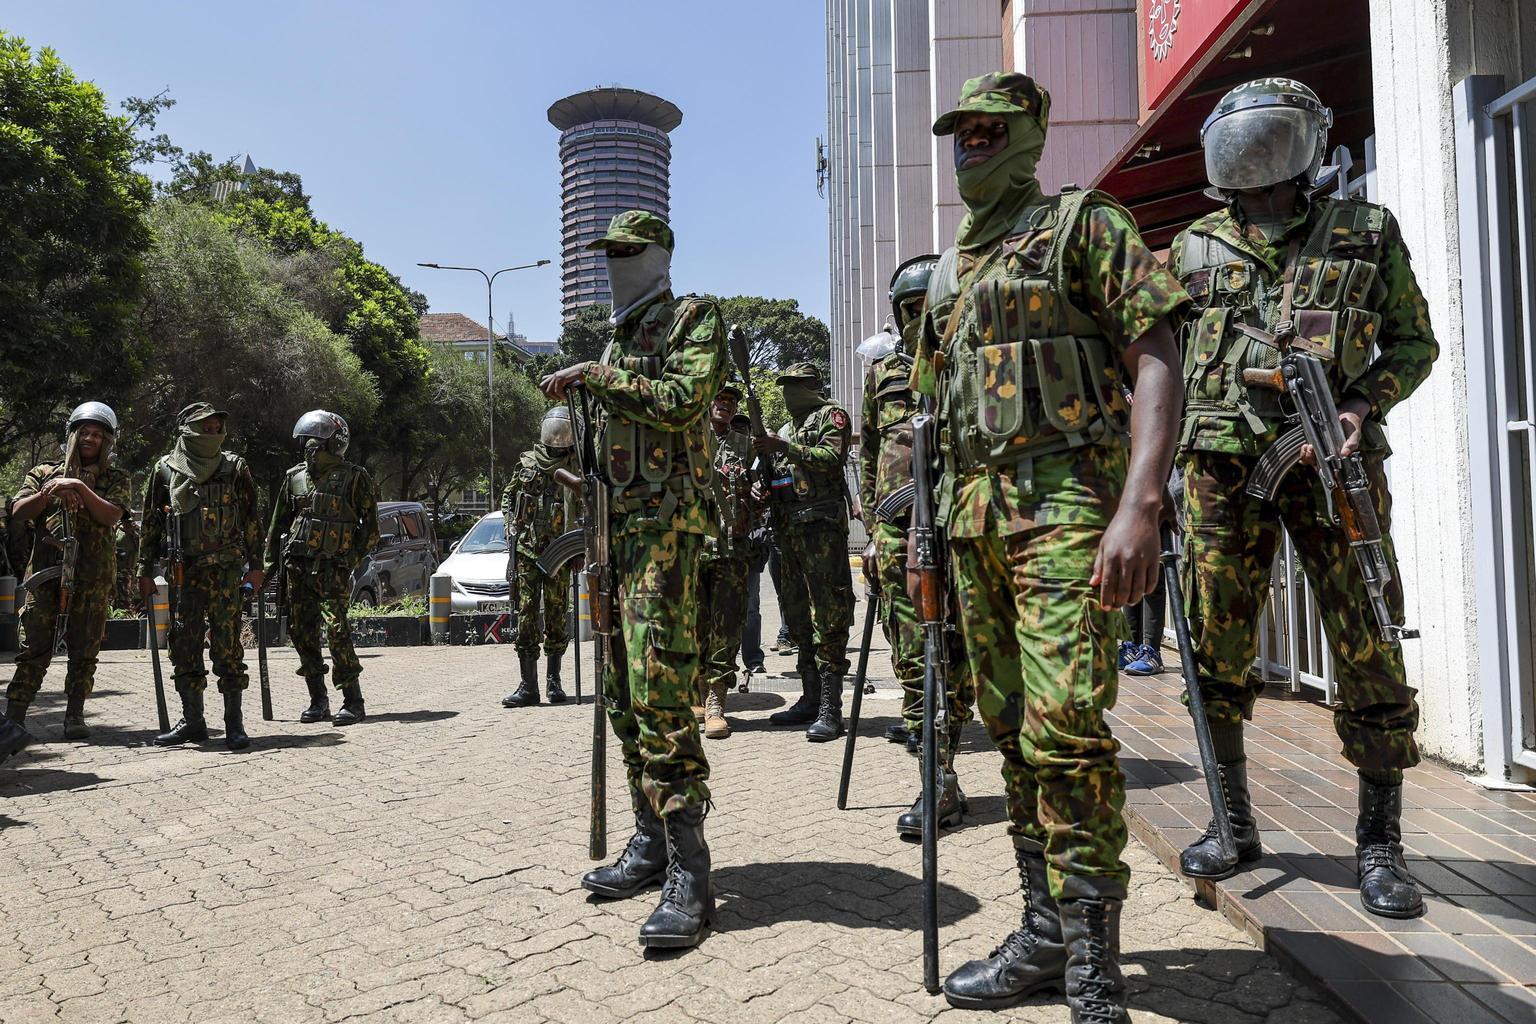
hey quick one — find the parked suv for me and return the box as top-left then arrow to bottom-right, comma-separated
351,501 -> 439,607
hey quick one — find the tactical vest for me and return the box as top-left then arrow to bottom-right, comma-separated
1177,197 -> 1387,443
600,298 -> 714,506
709,428 -> 753,551
285,462 -> 364,562
510,456 -> 564,539
157,455 -> 246,559
869,352 -> 915,510
927,188 -> 1129,485
768,405 -> 849,518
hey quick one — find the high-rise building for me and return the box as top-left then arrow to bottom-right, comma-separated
547,86 -> 683,320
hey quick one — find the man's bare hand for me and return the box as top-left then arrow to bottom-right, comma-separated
1091,505 -> 1161,609
540,363 -> 589,402
861,541 -> 877,588
1301,396 -> 1371,465
752,434 -> 789,457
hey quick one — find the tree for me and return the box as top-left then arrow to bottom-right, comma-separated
556,303 -> 613,365
0,34 -> 153,451
712,296 -> 829,374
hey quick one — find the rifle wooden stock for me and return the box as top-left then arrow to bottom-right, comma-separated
553,468 -> 582,493
1241,367 -> 1285,390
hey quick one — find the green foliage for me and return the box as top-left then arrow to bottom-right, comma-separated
0,34 -> 154,450
712,295 -> 829,374
556,303 -> 612,365
370,595 -> 426,617
748,370 -> 788,432
122,201 -> 379,490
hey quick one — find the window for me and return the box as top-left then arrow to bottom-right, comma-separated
401,512 -> 423,539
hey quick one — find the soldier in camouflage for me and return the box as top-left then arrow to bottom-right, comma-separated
698,381 -> 755,739
910,73 -> 1185,1020
1171,79 -> 1437,921
759,363 -> 856,743
264,411 -> 380,727
859,255 -> 976,836
3,403 -> 132,741
499,407 -> 577,709
541,210 -> 725,950
137,403 -> 264,751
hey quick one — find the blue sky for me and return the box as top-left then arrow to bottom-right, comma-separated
8,1 -> 831,342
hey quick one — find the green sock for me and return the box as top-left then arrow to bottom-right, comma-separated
1210,722 -> 1245,765
1359,767 -> 1403,787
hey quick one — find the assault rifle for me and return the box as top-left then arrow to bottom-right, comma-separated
536,523 -> 585,705
910,403 -> 946,995
1243,352 -> 1418,645
20,507 -> 78,655
727,326 -> 791,495
569,385 -> 612,861
163,505 -> 185,642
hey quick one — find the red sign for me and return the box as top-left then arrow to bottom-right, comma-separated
1141,0 -> 1255,110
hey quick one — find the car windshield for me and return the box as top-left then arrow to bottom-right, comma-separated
455,516 -> 507,554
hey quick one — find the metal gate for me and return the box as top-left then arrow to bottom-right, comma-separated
1458,74 -> 1536,780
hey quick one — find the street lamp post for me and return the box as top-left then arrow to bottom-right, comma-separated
417,259 -> 551,504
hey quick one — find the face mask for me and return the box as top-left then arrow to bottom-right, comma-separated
182,428 -> 226,460
953,113 -> 1048,251
781,383 -> 822,422
607,245 -> 673,324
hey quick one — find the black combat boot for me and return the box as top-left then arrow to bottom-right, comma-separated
885,723 -> 911,744
1060,898 -> 1130,1023
897,771 -> 968,837
545,651 -> 566,704
299,677 -> 330,723
805,674 -> 845,742
0,718 -> 31,762
944,845 -> 1067,1008
61,690 -> 89,740
582,796 -> 668,899
638,805 -> 713,949
222,689 -> 250,750
156,689 -> 209,745
3,699 -> 27,726
1356,777 -> 1424,918
333,685 -> 366,726
502,652 -> 541,708
768,668 -> 819,726
1180,759 -> 1262,879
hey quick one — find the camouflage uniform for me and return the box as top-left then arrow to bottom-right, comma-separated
6,462 -> 131,705
265,459 -> 380,691
860,335 -> 974,763
767,397 -> 855,681
137,449 -> 262,696
500,448 -> 574,657
1170,197 -> 1437,771
582,223 -> 725,820
699,422 -> 754,706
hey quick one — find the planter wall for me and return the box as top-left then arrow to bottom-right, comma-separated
351,615 -> 428,648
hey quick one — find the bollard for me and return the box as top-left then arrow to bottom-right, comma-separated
145,579 -> 170,649
577,578 -> 594,644
0,575 -> 16,651
429,573 -> 451,642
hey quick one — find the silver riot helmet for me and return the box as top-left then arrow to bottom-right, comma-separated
540,406 -> 575,450
293,409 -> 350,456
1201,78 -> 1333,191
67,401 -> 118,436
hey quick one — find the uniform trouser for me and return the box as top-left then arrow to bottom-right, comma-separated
286,562 -> 362,689
870,519 -> 974,766
1183,450 -> 1420,772
1125,572 -> 1167,649
605,523 -> 710,818
6,582 -> 110,703
776,519 -> 854,679
169,561 -> 248,694
512,559 -> 570,656
951,523 -> 1130,902
698,550 -> 750,703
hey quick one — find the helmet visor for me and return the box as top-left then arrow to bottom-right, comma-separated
540,416 -> 574,448
1203,107 -> 1320,190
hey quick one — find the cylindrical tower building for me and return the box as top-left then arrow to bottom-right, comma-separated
547,87 -> 683,320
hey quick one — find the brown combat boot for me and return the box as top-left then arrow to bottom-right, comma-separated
703,680 -> 730,740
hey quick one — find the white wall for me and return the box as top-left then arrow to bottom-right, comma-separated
928,0 -> 1004,247
1368,0 -> 1536,770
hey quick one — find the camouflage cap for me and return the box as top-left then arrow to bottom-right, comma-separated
932,71 -> 1049,136
584,210 -> 675,252
716,380 -> 745,401
177,401 -> 228,426
776,362 -> 824,387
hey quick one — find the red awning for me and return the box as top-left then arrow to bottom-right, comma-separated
1095,0 -> 1374,248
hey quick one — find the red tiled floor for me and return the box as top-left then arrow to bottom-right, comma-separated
1109,663 -> 1536,1024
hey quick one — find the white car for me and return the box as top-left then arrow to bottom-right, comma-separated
437,512 -> 512,614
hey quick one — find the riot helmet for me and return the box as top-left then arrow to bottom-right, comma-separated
293,409 -> 350,456
888,253 -> 940,331
1201,78 -> 1332,191
67,401 -> 118,436
539,406 -> 575,450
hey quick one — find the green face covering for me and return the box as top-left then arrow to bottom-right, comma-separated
954,113 -> 1047,251
165,426 -> 228,513
781,383 -> 823,424
305,441 -> 342,477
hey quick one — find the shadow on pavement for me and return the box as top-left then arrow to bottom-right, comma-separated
712,859 -> 983,931
0,769 -> 111,796
363,710 -> 459,724
250,732 -> 346,750
1121,756 -> 1203,789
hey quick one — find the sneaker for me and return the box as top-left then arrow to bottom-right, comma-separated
1116,640 -> 1136,670
1125,644 -> 1164,676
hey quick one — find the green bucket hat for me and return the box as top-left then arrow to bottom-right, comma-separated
932,71 -> 1050,136
776,362 -> 824,388
584,210 -> 675,252
177,401 -> 229,426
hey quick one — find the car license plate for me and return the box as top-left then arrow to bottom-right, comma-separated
477,601 -> 510,613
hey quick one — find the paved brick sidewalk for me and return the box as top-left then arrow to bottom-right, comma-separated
0,595 -> 1339,1023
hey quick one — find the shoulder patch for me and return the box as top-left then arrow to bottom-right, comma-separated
830,409 -> 849,430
